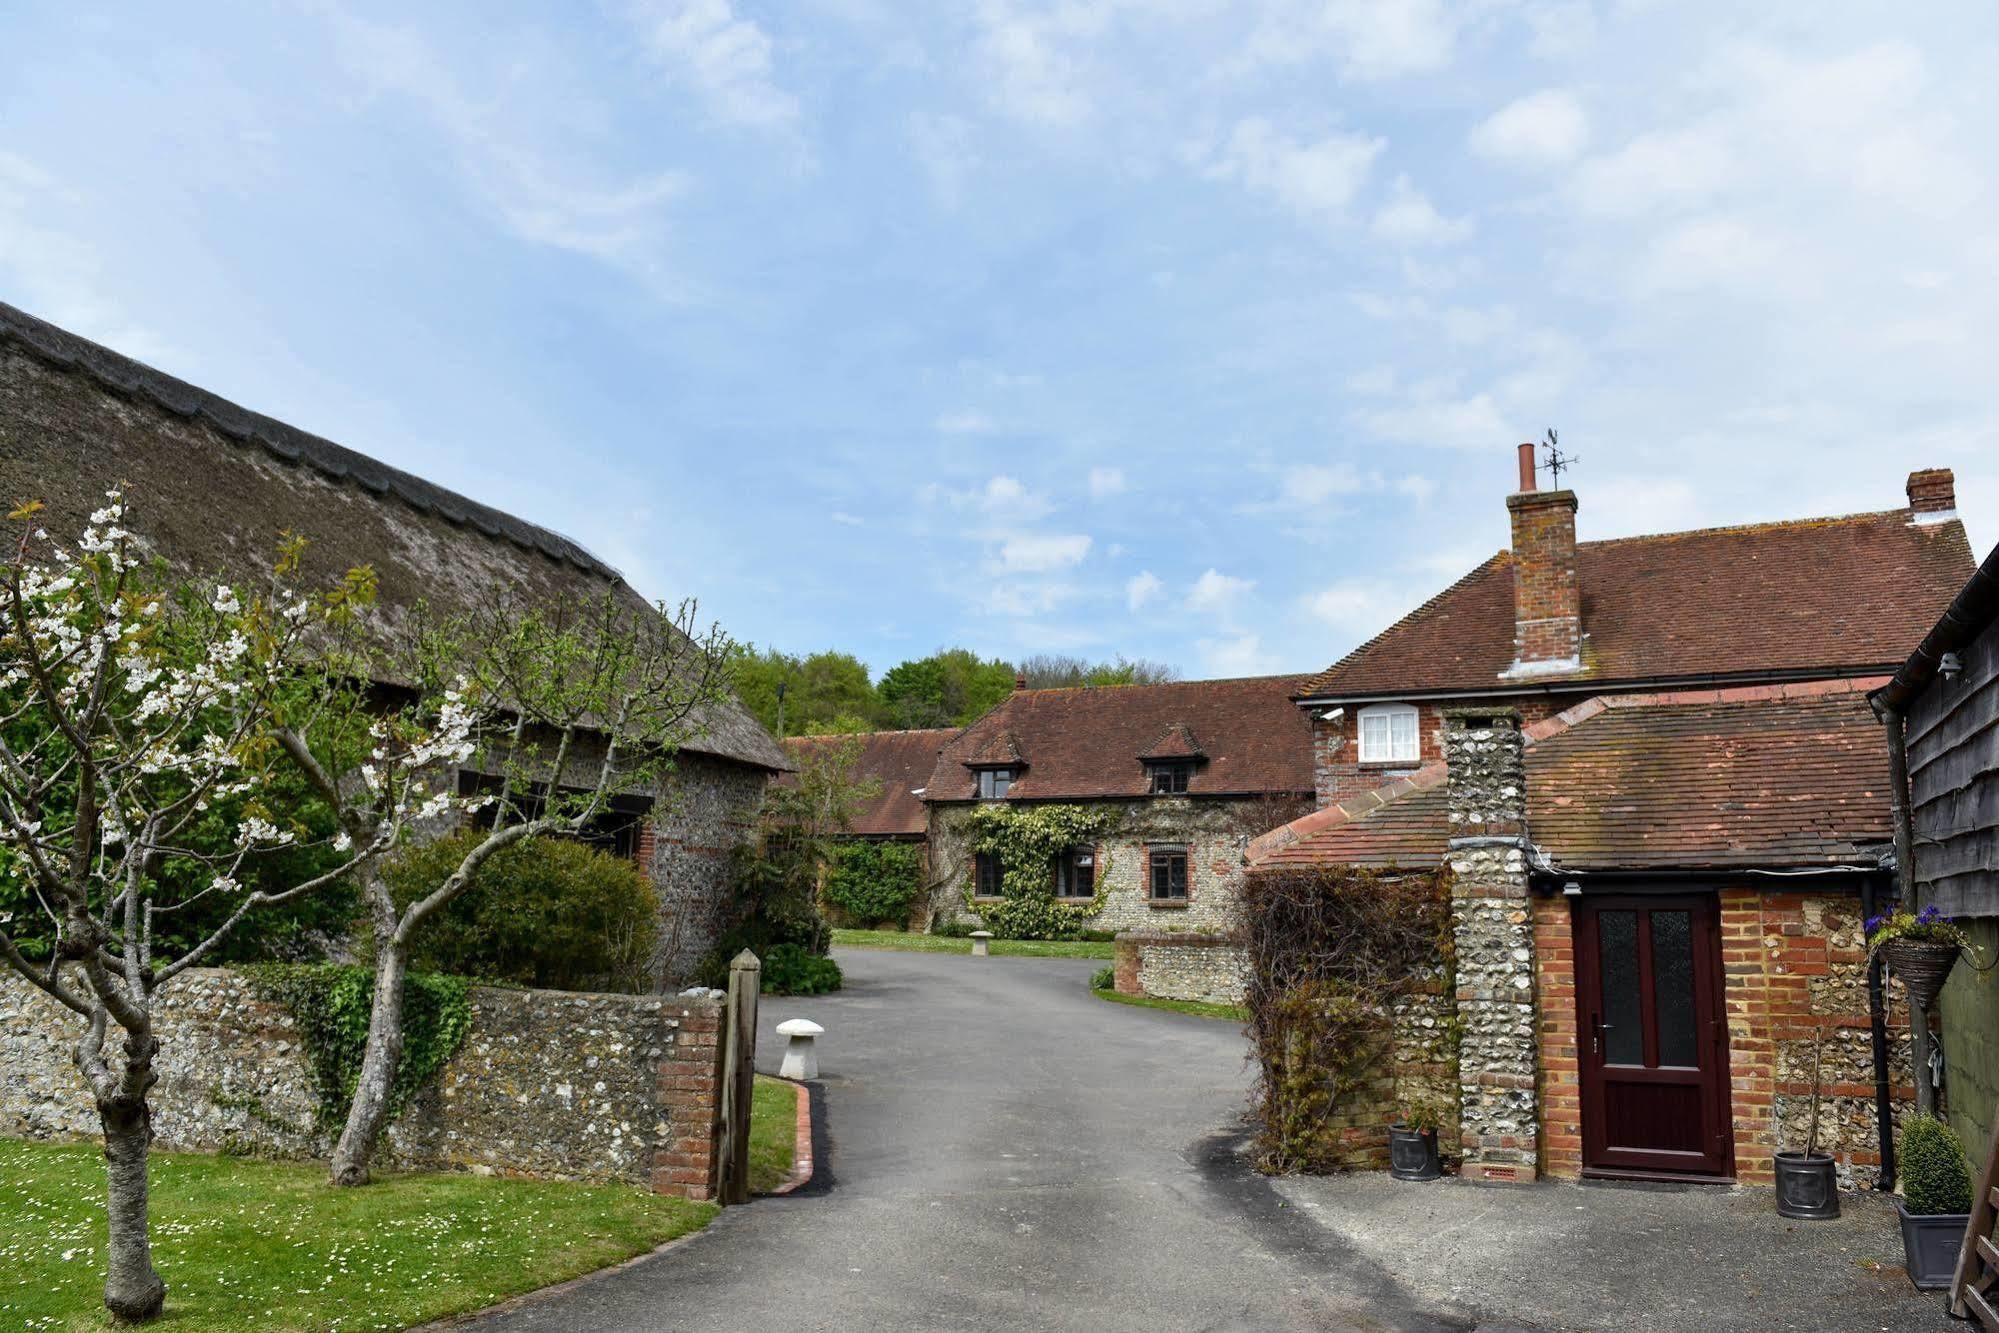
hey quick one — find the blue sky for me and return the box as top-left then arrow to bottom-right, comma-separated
3,2 -> 1995,681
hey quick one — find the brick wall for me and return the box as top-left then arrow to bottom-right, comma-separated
1312,698 -> 1563,808
652,999 -> 727,1200
1531,889 -> 1913,1187
1505,489 -> 1581,669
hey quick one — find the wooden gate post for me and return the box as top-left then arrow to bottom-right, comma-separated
717,949 -> 761,1205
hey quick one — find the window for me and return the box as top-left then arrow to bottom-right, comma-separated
976,767 -> 1014,800
1147,847 -> 1189,903
1055,846 -> 1095,900
1357,703 -> 1421,764
973,851 -> 1003,899
456,772 -> 652,859
1146,761 -> 1194,795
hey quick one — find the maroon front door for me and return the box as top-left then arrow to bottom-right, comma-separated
1574,894 -> 1733,1178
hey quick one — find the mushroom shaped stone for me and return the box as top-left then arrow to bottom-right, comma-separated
970,929 -> 995,958
776,1018 -> 824,1080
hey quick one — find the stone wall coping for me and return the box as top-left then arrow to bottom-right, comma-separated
1114,929 -> 1240,947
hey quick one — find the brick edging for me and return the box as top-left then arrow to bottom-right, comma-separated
768,1077 -> 816,1196
1115,930 -> 1239,948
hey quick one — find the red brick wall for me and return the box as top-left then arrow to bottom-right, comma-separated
652,1000 -> 727,1201
1533,889 -> 1912,1187
1506,490 -> 1580,666
1312,698 -> 1563,807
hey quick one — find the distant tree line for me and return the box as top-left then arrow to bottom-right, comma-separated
727,645 -> 1179,737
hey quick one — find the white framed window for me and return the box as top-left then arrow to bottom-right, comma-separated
1357,704 -> 1421,764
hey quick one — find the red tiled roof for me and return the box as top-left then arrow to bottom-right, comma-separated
1250,679 -> 1892,872
1297,509 -> 1974,700
1137,722 -> 1204,761
781,728 -> 957,837
927,676 -> 1315,802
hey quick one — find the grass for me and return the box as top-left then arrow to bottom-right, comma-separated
831,927 -> 1115,959
748,1075 -> 799,1195
1091,985 -> 1246,1023
0,1077 -> 800,1331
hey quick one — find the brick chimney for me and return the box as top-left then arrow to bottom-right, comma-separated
1907,468 -> 1957,524
1503,444 -> 1581,678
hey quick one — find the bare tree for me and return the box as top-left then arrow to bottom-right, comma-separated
0,496 -> 407,1322
294,586 -> 733,1186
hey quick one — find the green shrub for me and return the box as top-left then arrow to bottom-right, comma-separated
761,943 -> 843,995
824,841 -> 924,927
1080,929 -> 1118,943
379,832 -> 659,993
1091,965 -> 1115,991
932,919 -> 976,938
1902,1112 -> 1973,1216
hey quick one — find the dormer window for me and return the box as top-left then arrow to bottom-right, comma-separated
976,767 -> 1015,800
1146,760 -> 1195,795
1358,703 -> 1420,764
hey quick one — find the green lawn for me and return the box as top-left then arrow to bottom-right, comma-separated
1091,985 -> 1247,1022
0,1133 -> 732,1330
749,1075 -> 799,1195
831,927 -> 1115,960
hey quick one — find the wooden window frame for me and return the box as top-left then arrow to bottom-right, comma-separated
1147,845 -> 1190,906
972,850 -> 1004,901
1054,844 -> 1097,901
975,767 -> 1015,800
1145,761 -> 1194,795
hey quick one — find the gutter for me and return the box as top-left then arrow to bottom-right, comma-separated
1870,537 -> 1999,714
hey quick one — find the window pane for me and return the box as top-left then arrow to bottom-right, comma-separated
1390,711 -> 1417,760
1652,910 -> 1698,1068
1598,910 -> 1643,1066
1361,714 -> 1387,758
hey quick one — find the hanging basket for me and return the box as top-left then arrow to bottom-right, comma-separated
1880,938 -> 1961,1010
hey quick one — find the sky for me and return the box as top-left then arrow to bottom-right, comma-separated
3,2 -> 1995,682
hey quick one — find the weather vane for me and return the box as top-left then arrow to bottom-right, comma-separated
1542,428 -> 1578,489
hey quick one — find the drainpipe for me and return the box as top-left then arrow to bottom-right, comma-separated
1879,702 -> 1936,1119
1861,872 -> 1896,1191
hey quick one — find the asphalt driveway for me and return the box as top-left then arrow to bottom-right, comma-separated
466,948 -> 1465,1332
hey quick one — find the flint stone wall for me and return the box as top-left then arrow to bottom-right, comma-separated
1112,931 -> 1248,1006
1443,709 -> 1540,1182
0,967 -> 726,1194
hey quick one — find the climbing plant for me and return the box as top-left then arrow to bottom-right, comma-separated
247,964 -> 474,1131
962,803 -> 1122,940
824,840 -> 924,927
1237,864 -> 1455,1174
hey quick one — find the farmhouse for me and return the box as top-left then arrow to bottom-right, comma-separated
0,300 -> 788,985
1247,447 -> 1975,1188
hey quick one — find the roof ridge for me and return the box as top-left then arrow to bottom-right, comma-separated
0,299 -> 620,581
1577,507 -> 1926,550
1014,672 -> 1306,699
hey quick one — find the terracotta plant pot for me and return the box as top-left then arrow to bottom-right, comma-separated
1388,1124 -> 1441,1181
1897,1199 -> 1970,1290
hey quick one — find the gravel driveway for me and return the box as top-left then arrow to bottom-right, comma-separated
464,948 -> 1463,1332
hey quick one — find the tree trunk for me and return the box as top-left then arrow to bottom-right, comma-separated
99,1095 -> 166,1322
329,932 -> 407,1188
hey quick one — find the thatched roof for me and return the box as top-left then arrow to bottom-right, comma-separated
0,299 -> 787,773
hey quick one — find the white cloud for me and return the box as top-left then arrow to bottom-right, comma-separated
1371,175 -> 1471,246
624,0 -> 799,129
1304,579 -> 1419,633
974,0 -> 1115,126
1568,127 -> 1734,219
0,153 -> 168,361
1186,568 -> 1255,619
1318,0 -> 1458,80
829,510 -> 865,526
996,532 -> 1092,572
1088,466 -> 1126,497
1125,569 -> 1163,612
1201,117 -> 1384,228
1469,90 -> 1589,168
923,473 -> 1051,519
936,409 -> 998,435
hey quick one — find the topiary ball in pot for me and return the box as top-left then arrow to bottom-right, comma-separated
1896,1112 -> 1974,1290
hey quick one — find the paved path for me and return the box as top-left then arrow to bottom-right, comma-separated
470,949 -> 1463,1333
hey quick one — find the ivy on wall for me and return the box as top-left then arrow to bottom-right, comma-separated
246,965 -> 474,1130
824,840 -> 924,927
963,804 -> 1123,940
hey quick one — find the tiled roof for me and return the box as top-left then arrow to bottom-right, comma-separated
1297,509 -> 1974,700
1137,722 -> 1204,761
927,676 -> 1315,802
782,729 -> 957,837
1250,679 -> 1892,873
962,730 -> 1027,768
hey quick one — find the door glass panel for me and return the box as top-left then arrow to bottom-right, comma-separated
1651,909 -> 1698,1067
1597,910 -> 1643,1066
